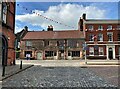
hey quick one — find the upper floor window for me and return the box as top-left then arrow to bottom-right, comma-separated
2,3 -> 7,23
97,33 -> 103,41
107,32 -> 113,42
98,25 -> 103,30
117,25 -> 120,30
57,40 -> 64,47
26,41 -> 32,46
107,25 -> 112,30
118,34 -> 120,41
89,47 -> 94,56
68,40 -> 77,48
89,34 -> 94,41
88,25 -> 93,30
44,40 -> 49,46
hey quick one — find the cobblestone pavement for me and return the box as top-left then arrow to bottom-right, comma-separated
2,66 -> 118,88
88,67 -> 119,87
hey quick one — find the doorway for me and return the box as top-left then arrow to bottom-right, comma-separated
37,52 -> 42,60
108,48 -> 113,59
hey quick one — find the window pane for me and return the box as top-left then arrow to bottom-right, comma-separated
99,47 -> 104,55
88,25 -> 93,30
98,33 -> 103,41
89,47 -> 94,55
98,25 -> 103,30
107,25 -> 112,30
72,51 -> 80,57
26,41 -> 32,46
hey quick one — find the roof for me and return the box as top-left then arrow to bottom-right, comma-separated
22,30 -> 84,40
84,19 -> 119,24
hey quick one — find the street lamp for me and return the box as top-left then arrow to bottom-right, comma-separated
84,42 -> 87,64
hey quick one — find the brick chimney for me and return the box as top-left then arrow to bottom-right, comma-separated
47,25 -> 53,31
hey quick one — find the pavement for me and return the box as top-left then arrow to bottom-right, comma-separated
0,64 -> 34,81
16,59 -> 120,67
2,66 -> 118,88
1,59 -> 120,88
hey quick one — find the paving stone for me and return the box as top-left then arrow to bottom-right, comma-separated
2,66 -> 118,88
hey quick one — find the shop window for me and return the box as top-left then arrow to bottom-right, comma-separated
24,51 -> 32,57
68,51 -> 71,56
54,52 -> 57,56
89,47 -> 94,56
99,47 -> 104,55
72,51 -> 80,57
45,51 -> 53,57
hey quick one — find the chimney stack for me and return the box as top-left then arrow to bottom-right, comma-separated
82,13 -> 86,20
24,26 -> 28,31
47,25 -> 53,31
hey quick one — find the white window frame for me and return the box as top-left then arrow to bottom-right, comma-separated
2,3 -> 7,23
98,33 -> 103,42
98,25 -> 103,30
119,47 -> 120,56
26,41 -> 32,47
89,47 -> 94,56
107,32 -> 113,42
107,25 -> 112,30
99,47 -> 104,56
88,25 -> 93,31
117,25 -> 120,30
89,34 -> 94,42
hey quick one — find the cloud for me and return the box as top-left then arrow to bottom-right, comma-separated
16,3 -> 106,32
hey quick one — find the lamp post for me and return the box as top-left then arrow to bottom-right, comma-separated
84,42 -> 87,64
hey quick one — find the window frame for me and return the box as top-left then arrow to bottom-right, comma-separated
2,2 -> 7,23
97,33 -> 103,42
88,25 -> 93,31
99,47 -> 104,56
107,25 -> 112,30
98,25 -> 103,30
89,47 -> 94,56
107,32 -> 113,42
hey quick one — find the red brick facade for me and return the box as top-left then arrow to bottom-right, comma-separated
0,1 -> 16,65
79,14 -> 120,60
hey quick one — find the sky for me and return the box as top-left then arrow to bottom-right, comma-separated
15,1 -> 119,33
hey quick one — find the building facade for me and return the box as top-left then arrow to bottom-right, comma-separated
0,1 -> 16,65
20,28 -> 84,60
78,14 -> 120,60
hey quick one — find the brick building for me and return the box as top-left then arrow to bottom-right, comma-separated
20,26 -> 84,60
0,1 -> 16,65
78,14 -> 120,60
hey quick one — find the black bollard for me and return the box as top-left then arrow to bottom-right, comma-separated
20,60 -> 22,69
2,65 -> 5,77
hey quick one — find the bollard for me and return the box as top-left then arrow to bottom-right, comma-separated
20,60 -> 22,69
2,65 -> 5,77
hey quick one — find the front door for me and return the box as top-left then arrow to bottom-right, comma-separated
108,48 -> 113,59
59,50 -> 64,59
37,52 -> 42,60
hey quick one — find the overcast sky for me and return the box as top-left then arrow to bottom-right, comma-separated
15,1 -> 119,33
